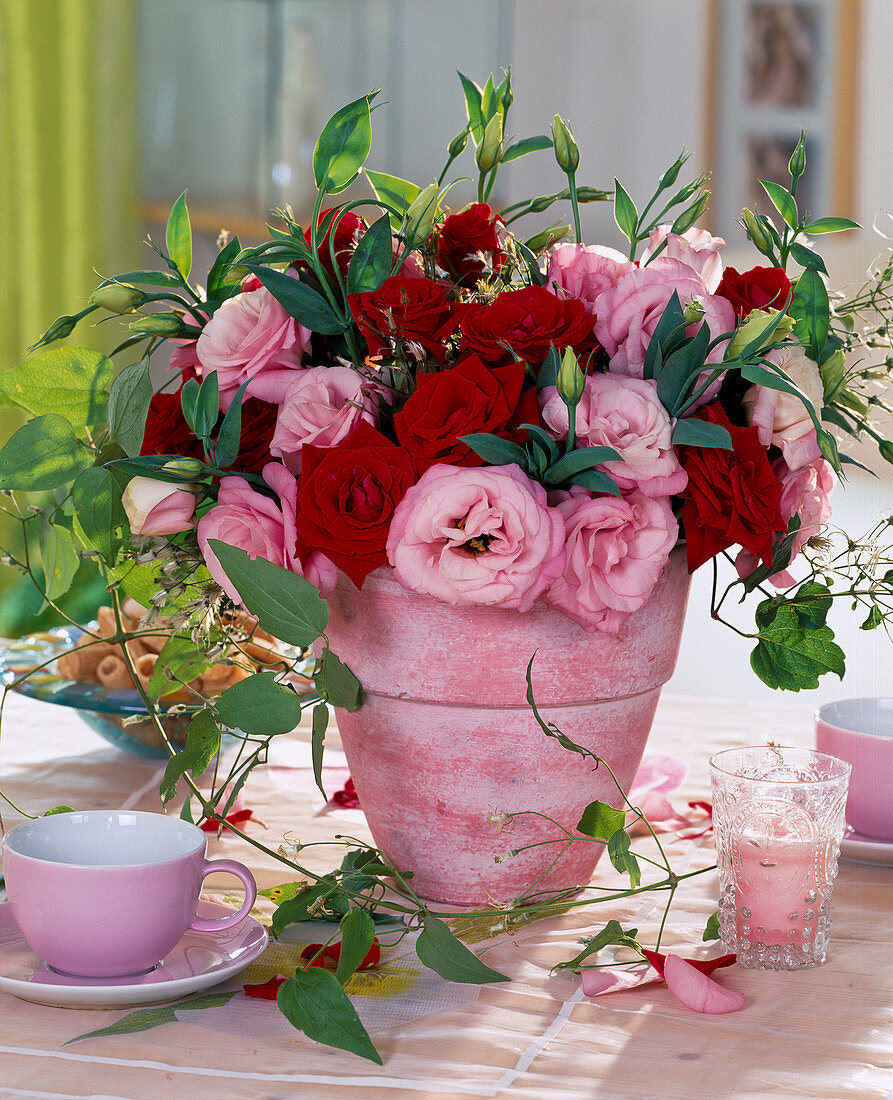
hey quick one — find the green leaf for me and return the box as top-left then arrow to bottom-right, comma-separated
66,992 -> 237,1046
313,93 -> 377,195
0,414 -> 92,490
789,267 -> 830,360
364,170 -> 421,230
791,580 -> 832,630
107,356 -> 153,455
568,468 -> 622,495
703,911 -> 721,942
208,541 -> 329,646
335,908 -> 377,985
246,266 -> 347,335
525,655 -> 595,760
671,418 -> 732,449
802,216 -> 861,234
0,347 -> 113,426
214,672 -> 303,736
165,191 -> 192,281
457,71 -> 485,143
37,517 -> 78,602
159,710 -> 222,804
750,600 -> 845,691
545,446 -> 622,484
346,213 -> 394,295
148,634 -> 215,702
272,880 -> 348,933
861,605 -> 883,631
788,241 -> 828,276
576,800 -> 626,841
278,967 -> 381,1064
312,702 -> 328,802
759,179 -> 798,230
459,433 -> 528,468
642,292 -> 686,380
206,234 -> 243,300
318,649 -> 361,710
613,179 -> 638,245
71,466 -> 127,564
502,135 -> 552,162
607,830 -> 640,887
553,920 -> 640,971
656,322 -> 710,414
416,916 -> 508,984
214,380 -> 249,469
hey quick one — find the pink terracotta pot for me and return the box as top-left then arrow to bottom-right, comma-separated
325,548 -> 691,906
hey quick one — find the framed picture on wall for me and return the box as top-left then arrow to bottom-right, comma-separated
705,0 -> 860,243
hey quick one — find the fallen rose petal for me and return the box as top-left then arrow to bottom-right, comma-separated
630,753 -> 689,797
300,938 -> 381,970
199,808 -> 263,833
640,948 -> 736,980
243,975 -> 288,999
331,777 -> 361,809
663,953 -> 747,1014
581,965 -> 659,996
628,792 -> 692,835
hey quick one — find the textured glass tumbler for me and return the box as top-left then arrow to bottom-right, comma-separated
710,746 -> 850,971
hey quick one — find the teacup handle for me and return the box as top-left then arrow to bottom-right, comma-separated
190,859 -> 257,931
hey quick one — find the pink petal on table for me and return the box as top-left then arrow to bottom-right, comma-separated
663,953 -> 747,1014
630,754 -> 688,796
628,792 -> 692,834
581,965 -> 659,997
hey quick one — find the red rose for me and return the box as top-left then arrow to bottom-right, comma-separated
435,202 -> 506,285
296,421 -> 416,587
349,275 -> 464,363
459,286 -> 597,367
678,403 -> 785,572
140,390 -> 205,461
299,209 -> 366,283
393,354 -> 528,474
140,390 -> 277,476
716,265 -> 792,320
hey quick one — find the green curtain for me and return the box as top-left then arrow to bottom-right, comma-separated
0,0 -> 139,633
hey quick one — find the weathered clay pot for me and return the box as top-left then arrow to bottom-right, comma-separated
326,548 -> 691,905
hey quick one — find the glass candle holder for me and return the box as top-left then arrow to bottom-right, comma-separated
710,746 -> 850,971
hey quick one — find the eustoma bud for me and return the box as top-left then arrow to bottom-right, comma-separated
122,476 -> 198,536
476,114 -> 504,172
404,183 -> 440,244
551,115 -> 580,174
89,282 -> 146,314
742,208 -> 774,254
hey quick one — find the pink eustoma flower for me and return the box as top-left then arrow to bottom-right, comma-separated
546,242 -> 635,314
387,463 -> 566,611
641,225 -> 726,292
539,374 -> 687,498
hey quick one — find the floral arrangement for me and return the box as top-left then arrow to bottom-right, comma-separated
1,72 -> 892,1061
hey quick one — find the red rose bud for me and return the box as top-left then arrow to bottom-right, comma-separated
301,209 -> 366,282
717,265 -> 792,319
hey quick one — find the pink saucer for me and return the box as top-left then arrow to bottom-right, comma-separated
840,825 -> 893,867
0,900 -> 268,1008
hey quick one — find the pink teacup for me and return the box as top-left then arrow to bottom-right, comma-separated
815,698 -> 893,840
2,810 -> 257,977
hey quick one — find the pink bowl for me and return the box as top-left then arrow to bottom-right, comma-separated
815,698 -> 893,839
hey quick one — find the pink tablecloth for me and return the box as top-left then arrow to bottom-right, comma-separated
0,692 -> 890,1099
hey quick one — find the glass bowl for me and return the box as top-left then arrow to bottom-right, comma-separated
0,628 -> 316,759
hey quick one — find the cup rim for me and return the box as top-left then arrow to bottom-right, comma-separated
709,744 -> 851,783
815,697 -> 893,736
2,809 -> 205,868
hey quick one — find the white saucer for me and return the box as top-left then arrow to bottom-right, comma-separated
840,825 -> 893,867
0,899 -> 268,1009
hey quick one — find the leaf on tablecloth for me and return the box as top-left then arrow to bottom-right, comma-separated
64,991 -> 238,1044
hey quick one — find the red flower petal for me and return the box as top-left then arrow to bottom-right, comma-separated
663,953 -> 747,1014
243,975 -> 288,999
641,948 -> 736,980
199,808 -> 261,833
299,938 -> 381,970
331,777 -> 361,809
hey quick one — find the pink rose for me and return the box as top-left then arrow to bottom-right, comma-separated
197,462 -> 336,603
735,456 -> 834,587
270,366 -> 380,474
122,476 -> 197,536
593,258 -> 736,405
538,374 -> 687,498
545,490 -> 678,632
546,243 -> 635,314
641,226 -> 726,292
387,464 -> 566,611
742,345 -> 824,470
196,285 -> 312,409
